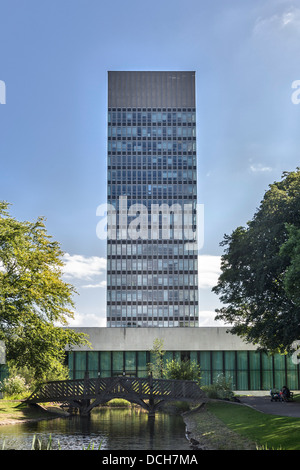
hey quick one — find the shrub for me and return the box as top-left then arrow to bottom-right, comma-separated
164,359 -> 201,384
202,374 -> 234,400
106,399 -> 131,408
0,374 -> 29,398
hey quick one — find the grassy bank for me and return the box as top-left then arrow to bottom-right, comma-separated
184,401 -> 300,450
183,404 -> 257,450
207,401 -> 300,450
0,398 -> 141,426
0,400 -> 68,425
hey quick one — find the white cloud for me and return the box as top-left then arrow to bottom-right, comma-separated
253,7 -> 300,35
198,310 -> 227,327
249,163 -> 272,173
67,311 -> 106,328
62,253 -> 106,280
198,255 -> 221,289
82,280 -> 107,289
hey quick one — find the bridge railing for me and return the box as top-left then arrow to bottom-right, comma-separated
26,376 -> 204,404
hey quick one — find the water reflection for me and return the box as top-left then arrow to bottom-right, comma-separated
0,408 -> 190,450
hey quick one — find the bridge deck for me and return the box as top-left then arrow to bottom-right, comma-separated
26,376 -> 205,415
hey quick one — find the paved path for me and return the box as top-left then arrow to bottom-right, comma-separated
239,396 -> 300,418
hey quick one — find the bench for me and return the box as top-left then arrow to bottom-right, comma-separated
270,390 -> 294,402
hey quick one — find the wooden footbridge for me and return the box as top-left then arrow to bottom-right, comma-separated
26,374 -> 206,416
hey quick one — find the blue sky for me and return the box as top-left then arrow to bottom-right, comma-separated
0,0 -> 300,327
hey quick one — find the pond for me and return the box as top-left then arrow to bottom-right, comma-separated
0,407 -> 191,450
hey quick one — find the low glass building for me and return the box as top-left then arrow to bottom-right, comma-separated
66,327 -> 300,393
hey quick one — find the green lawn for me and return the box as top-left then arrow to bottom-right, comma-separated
207,400 -> 300,450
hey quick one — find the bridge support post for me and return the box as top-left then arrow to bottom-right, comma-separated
148,373 -> 155,417
79,399 -> 91,416
80,371 -> 91,416
148,397 -> 156,417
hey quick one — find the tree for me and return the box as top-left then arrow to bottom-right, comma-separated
213,169 -> 300,354
148,339 -> 166,378
280,224 -> 300,307
164,359 -> 201,384
0,201 -> 89,380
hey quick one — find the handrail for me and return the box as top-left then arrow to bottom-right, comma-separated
26,375 -> 204,404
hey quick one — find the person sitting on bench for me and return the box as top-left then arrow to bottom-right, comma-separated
280,386 -> 290,401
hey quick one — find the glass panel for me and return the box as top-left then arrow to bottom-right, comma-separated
200,371 -> 211,387
68,352 -> 74,373
237,351 -> 248,371
100,352 -> 111,377
262,370 -> 273,390
112,351 -> 123,375
286,354 -> 299,389
273,354 -> 286,390
199,352 -> 211,371
88,352 -> 98,375
224,352 -> 236,389
250,370 -> 261,390
137,351 -> 147,377
225,370 -> 236,390
190,351 -> 198,363
164,351 -> 174,365
249,351 -> 261,390
261,353 -> 273,389
274,369 -> 286,391
125,351 -> 136,375
212,351 -> 223,372
75,352 -> 86,379
273,353 -> 285,370
237,352 -> 249,389
237,371 -> 248,390
261,353 -> 273,371
287,371 -> 298,389
173,351 -> 181,362
286,354 -> 298,371
224,351 -> 235,371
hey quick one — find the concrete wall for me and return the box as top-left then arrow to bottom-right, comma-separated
67,327 -> 258,352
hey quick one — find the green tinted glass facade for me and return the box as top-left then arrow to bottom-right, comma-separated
67,350 -> 300,391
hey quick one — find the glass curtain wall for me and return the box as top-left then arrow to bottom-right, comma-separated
107,108 -> 198,327
67,350 -> 300,391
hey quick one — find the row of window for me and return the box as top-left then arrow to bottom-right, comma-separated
108,169 -> 197,182
67,350 -> 300,390
107,258 -> 197,271
108,110 -> 196,125
108,126 -> 196,138
106,229 -> 196,243
107,320 -> 197,328
108,154 -> 197,167
108,184 -> 197,198
107,289 -> 198,302
107,241 -> 197,256
108,140 -> 196,153
107,273 -> 198,287
106,201 -> 197,213
107,304 -> 198,315
107,319 -> 198,328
